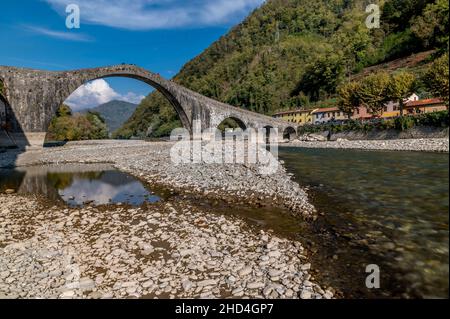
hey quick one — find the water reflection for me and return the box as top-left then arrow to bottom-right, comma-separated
0,164 -> 161,207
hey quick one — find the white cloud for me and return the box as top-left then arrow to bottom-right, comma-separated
24,25 -> 93,42
65,79 -> 145,111
44,0 -> 265,30
121,92 -> 147,104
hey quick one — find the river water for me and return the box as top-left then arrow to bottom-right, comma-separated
0,164 -> 163,207
0,149 -> 448,298
278,147 -> 449,299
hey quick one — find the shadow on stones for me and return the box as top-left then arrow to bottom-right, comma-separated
0,93 -> 28,169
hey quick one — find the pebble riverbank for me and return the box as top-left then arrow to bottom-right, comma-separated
0,140 -> 332,299
288,138 -> 449,153
0,194 -> 333,299
1,140 -> 316,218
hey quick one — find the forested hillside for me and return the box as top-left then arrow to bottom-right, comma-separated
115,0 -> 449,139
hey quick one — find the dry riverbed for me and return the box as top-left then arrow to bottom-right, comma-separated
0,140 -> 332,299
0,194 -> 333,299
1,140 -> 315,218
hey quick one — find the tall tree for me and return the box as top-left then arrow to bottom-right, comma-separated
47,105 -> 109,142
423,53 -> 449,107
411,0 -> 449,49
337,81 -> 361,118
387,72 -> 417,116
358,72 -> 391,116
294,53 -> 344,102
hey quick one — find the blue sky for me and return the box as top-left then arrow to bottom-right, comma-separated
1,0 -> 264,110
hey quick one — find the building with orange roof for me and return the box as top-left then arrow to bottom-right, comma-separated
272,94 -> 447,126
381,93 -> 420,118
312,107 -> 348,124
404,98 -> 447,115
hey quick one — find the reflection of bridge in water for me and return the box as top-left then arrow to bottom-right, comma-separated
0,65 -> 297,148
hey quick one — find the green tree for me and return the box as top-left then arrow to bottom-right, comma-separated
387,72 -> 417,116
86,111 -> 108,139
337,81 -> 361,118
47,105 -> 109,141
411,0 -> 449,49
358,72 -> 391,116
294,53 -> 344,102
423,53 -> 449,107
55,104 -> 72,117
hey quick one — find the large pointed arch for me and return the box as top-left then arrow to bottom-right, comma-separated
54,73 -> 191,136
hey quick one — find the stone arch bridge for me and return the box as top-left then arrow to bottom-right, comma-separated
0,64 -> 296,147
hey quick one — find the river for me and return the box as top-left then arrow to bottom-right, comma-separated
279,147 -> 449,298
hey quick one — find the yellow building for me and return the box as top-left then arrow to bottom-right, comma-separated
381,93 -> 420,118
273,109 -> 317,126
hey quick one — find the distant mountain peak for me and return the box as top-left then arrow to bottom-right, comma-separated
83,100 -> 138,134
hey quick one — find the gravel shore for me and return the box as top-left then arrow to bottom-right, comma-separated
0,194 -> 333,299
1,140 -> 315,218
287,138 -> 449,153
0,140 -> 332,299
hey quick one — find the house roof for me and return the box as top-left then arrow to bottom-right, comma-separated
273,108 -> 317,116
405,98 -> 445,108
312,107 -> 340,114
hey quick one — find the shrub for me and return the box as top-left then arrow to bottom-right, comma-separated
394,116 -> 415,131
415,110 -> 449,127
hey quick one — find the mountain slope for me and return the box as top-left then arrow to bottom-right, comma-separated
82,100 -> 138,134
115,0 -> 448,139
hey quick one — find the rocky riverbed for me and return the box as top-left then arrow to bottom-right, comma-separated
0,194 -> 333,299
0,140 -> 315,218
288,138 -> 449,153
0,140 -> 334,299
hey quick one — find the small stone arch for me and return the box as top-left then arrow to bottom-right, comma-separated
217,116 -> 247,132
0,94 -> 8,129
0,93 -> 18,133
283,126 -> 297,141
263,125 -> 274,144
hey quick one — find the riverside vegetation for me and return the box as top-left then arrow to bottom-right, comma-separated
114,0 -> 449,139
297,110 -> 449,135
46,105 -> 109,142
